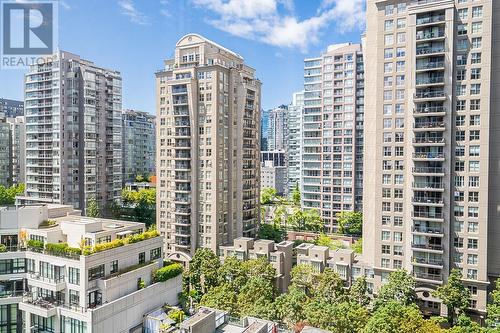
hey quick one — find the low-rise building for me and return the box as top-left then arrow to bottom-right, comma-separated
0,204 -> 181,333
218,238 -> 293,292
260,160 -> 287,196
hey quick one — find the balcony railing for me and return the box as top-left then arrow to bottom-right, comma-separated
414,271 -> 443,281
416,48 -> 445,56
413,137 -> 444,144
413,226 -> 443,234
412,152 -> 444,159
416,15 -> 446,26
416,31 -> 445,41
412,211 -> 444,218
416,77 -> 444,85
412,166 -> 444,174
412,197 -> 444,204
414,91 -> 445,99
411,243 -> 443,251
416,62 -> 445,70
414,106 -> 446,114
412,257 -> 443,266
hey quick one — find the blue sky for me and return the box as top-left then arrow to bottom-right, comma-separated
0,0 -> 365,112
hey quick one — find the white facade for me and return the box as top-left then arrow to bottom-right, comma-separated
287,92 -> 304,195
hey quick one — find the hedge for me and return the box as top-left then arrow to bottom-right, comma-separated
45,243 -> 81,257
154,263 -> 183,282
84,229 -> 160,255
27,239 -> 44,250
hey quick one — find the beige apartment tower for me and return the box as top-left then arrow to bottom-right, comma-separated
364,0 -> 500,315
155,34 -> 261,263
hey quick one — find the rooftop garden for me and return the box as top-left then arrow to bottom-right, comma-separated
82,228 -> 160,255
26,240 -> 81,259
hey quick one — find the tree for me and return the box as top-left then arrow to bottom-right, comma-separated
291,183 -> 301,206
312,268 -> 347,303
217,256 -> 245,289
261,187 -> 277,205
290,264 -> 317,295
116,188 -> 156,226
315,233 -> 347,250
487,279 -> 500,329
241,257 -> 276,285
336,211 -> 363,235
237,276 -> 276,319
185,248 -> 220,296
287,208 -> 324,232
258,223 -> 286,243
365,301 -> 443,333
86,197 -> 101,218
447,314 -> 485,333
352,238 -> 363,254
433,269 -> 470,326
0,183 -> 25,205
304,300 -> 369,333
374,270 -> 417,309
200,284 -> 239,315
350,275 -> 370,307
273,286 -> 309,327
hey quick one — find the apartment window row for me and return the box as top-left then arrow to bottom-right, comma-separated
453,175 -> 480,187
453,160 -> 481,173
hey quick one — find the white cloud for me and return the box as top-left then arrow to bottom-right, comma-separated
118,0 -> 149,25
191,0 -> 364,51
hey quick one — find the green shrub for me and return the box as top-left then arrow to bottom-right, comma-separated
27,239 -> 44,250
154,263 -> 183,282
0,244 -> 6,252
85,229 -> 160,255
45,243 -> 82,257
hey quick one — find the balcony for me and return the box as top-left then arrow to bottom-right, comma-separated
416,15 -> 445,26
413,226 -> 444,235
416,61 -> 445,71
28,273 -> 66,291
412,257 -> 444,267
412,210 -> 444,219
414,90 -> 446,101
416,77 -> 445,86
412,166 -> 444,175
414,271 -> 443,283
416,30 -> 445,42
411,243 -> 444,251
412,197 -> 444,205
414,105 -> 446,115
416,48 -> 445,57
175,207 -> 191,215
413,137 -> 444,145
19,295 -> 61,318
412,152 -> 445,160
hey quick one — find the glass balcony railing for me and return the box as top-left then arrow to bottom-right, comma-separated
411,243 -> 443,251
414,106 -> 445,114
412,152 -> 444,159
413,137 -> 444,144
416,47 -> 445,56
413,121 -> 445,129
416,15 -> 445,26
412,181 -> 445,189
414,91 -> 445,99
412,257 -> 443,266
416,77 -> 444,85
412,166 -> 444,174
412,210 -> 444,219
416,61 -> 445,70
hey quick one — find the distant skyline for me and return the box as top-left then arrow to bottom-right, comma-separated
0,0 -> 365,113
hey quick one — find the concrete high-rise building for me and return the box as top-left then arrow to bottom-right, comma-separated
21,51 -> 123,214
122,109 -> 156,184
302,43 -> 365,233
155,34 -> 261,263
0,98 -> 23,118
267,105 -> 288,151
288,91 -> 304,195
364,0 -> 499,315
7,116 -> 26,186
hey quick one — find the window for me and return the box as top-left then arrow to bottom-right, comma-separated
394,217 -> 403,227
458,8 -> 468,20
471,52 -> 482,64
470,99 -> 480,110
88,264 -> 105,281
469,176 -> 480,187
469,192 -> 479,202
454,237 -> 464,248
139,252 -> 145,264
382,245 -> 390,254
468,221 -> 479,233
397,18 -> 406,29
468,206 -> 479,218
457,24 -> 468,36
471,37 -> 482,49
472,6 -> 483,19
468,239 -> 478,250
467,269 -> 478,280
456,115 -> 465,126
394,232 -> 402,242
384,20 -> 394,31
470,130 -> 480,141
385,34 -> 394,46
471,22 -> 482,34
382,231 -> 390,241
384,48 -> 393,59
394,245 -> 403,256
469,161 -> 480,172
385,4 -> 394,15
69,290 -> 80,306
150,247 -> 162,260
471,84 -> 481,95
471,68 -> 481,80
381,258 -> 390,268
457,69 -> 466,81
68,267 -> 80,285
110,260 -> 118,274
470,115 -> 480,126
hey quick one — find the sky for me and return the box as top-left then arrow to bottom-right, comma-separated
0,0 -> 365,113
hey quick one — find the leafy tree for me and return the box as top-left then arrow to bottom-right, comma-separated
434,269 -> 470,325
290,264 -> 317,295
287,208 -> 324,232
350,275 -> 370,307
258,223 -> 286,243
447,314 -> 485,333
273,286 -> 309,327
291,183 -> 301,206
261,187 -> 277,205
241,257 -> 276,284
374,270 -> 417,309
0,183 -> 25,205
200,284 -> 239,315
217,256 -> 246,288
352,238 -> 363,254
86,197 -> 101,218
365,301 -> 443,333
237,276 -> 276,319
315,233 -> 347,250
184,248 -> 220,296
336,211 -> 363,235
113,188 -> 156,226
304,300 -> 369,333
487,279 -> 500,329
312,268 -> 347,303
